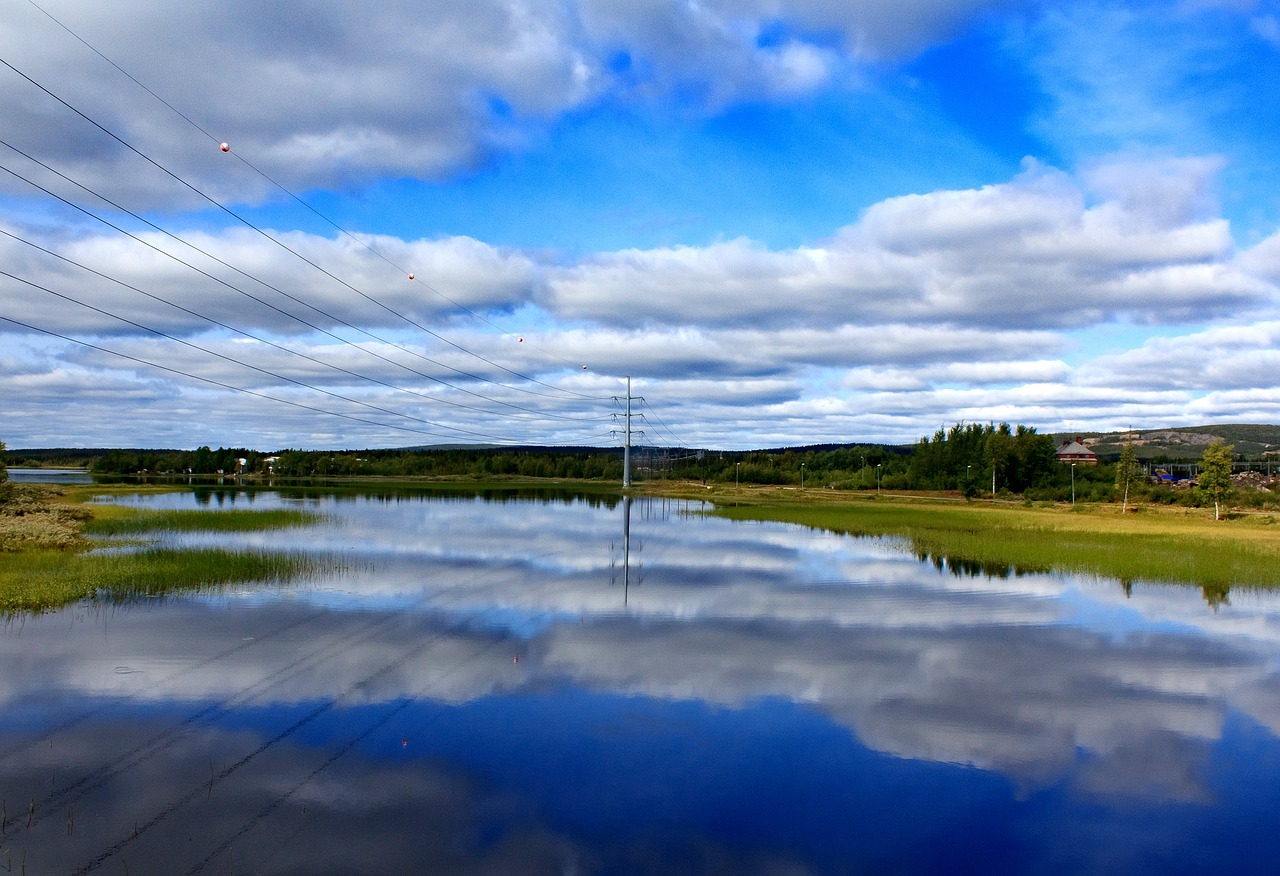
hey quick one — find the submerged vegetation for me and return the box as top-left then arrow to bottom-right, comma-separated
0,482 -> 333,614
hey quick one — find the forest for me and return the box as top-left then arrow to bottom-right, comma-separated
10,422 -> 1272,508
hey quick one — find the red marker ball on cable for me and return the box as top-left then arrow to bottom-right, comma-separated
407,273 -> 415,280
219,142 -> 230,153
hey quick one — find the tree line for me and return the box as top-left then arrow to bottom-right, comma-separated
10,425 -> 1262,511
88,445 -> 626,481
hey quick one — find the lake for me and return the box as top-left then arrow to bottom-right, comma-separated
5,467 -> 93,485
3,486 -> 1280,874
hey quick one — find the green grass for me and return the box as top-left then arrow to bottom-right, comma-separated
0,546 -> 335,614
84,507 -> 324,536
0,484 -> 337,613
683,486 -> 1280,600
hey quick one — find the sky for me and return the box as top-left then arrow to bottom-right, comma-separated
2,0 -> 1280,451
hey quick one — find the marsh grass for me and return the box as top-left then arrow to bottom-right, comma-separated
85,507 -> 324,537
707,491 -> 1280,595
0,547 -> 334,614
0,484 -> 337,613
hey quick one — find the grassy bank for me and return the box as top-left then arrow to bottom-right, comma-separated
0,484 -> 334,613
646,483 -> 1280,598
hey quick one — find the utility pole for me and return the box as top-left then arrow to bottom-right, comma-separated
613,377 -> 644,489
623,376 -> 632,488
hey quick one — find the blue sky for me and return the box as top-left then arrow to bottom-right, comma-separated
2,0 -> 1280,450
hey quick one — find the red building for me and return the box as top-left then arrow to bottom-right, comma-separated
1056,437 -> 1098,465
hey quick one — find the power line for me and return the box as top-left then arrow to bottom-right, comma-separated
0,52 -> 604,401
0,224 -> 607,426
639,398 -> 696,448
0,22 -> 700,449
0,269 -> 520,443
0,145 -> 609,423
0,314 -> 533,445
21,0 -> 594,378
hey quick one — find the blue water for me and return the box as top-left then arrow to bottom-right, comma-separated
2,488 -> 1280,874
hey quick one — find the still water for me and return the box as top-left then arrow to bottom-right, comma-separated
5,468 -> 93,485
4,487 -> 1280,874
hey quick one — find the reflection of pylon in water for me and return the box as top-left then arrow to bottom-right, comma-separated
608,494 -> 635,606
622,495 -> 631,605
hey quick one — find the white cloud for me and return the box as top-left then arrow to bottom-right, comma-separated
0,0 -> 1017,207
4,152 -> 1280,448
1077,322 -> 1280,391
548,156 -> 1268,332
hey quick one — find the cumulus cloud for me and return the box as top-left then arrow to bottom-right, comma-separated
1077,322 -> 1280,391
0,0 -> 1016,206
19,153 -> 1261,344
1,0 -> 602,200
548,157 -> 1268,332
4,152 -> 1280,448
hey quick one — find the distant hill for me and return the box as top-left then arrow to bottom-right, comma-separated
1058,425 -> 1280,460
9,426 -> 1280,467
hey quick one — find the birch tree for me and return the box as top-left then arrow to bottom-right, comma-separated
1199,440 -> 1233,521
1114,442 -> 1142,513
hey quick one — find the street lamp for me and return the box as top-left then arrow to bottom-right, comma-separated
876,463 -> 882,496
735,462 -> 740,487
800,462 -> 805,489
1071,463 -> 1076,506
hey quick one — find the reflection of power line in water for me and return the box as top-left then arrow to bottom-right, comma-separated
0,606 -> 324,766
36,607 -> 405,828
6,550 -> 529,866
4,497 -> 607,871
610,495 -> 715,605
180,631 -> 513,876
51,526 -> 590,874
67,619 -> 514,875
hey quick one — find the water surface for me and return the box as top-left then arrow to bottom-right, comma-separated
3,488 -> 1280,874
5,467 -> 93,485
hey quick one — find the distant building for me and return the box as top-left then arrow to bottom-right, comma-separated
1056,437 -> 1098,465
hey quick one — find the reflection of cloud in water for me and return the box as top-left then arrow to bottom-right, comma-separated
8,492 -> 1280,808
5,715 -> 811,876
536,617 -> 1261,797
1,598 -> 1274,804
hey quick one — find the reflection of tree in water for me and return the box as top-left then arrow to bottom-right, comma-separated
1117,577 -> 1234,610
916,550 -> 1044,580
1202,581 -> 1231,611
921,553 -> 1239,610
